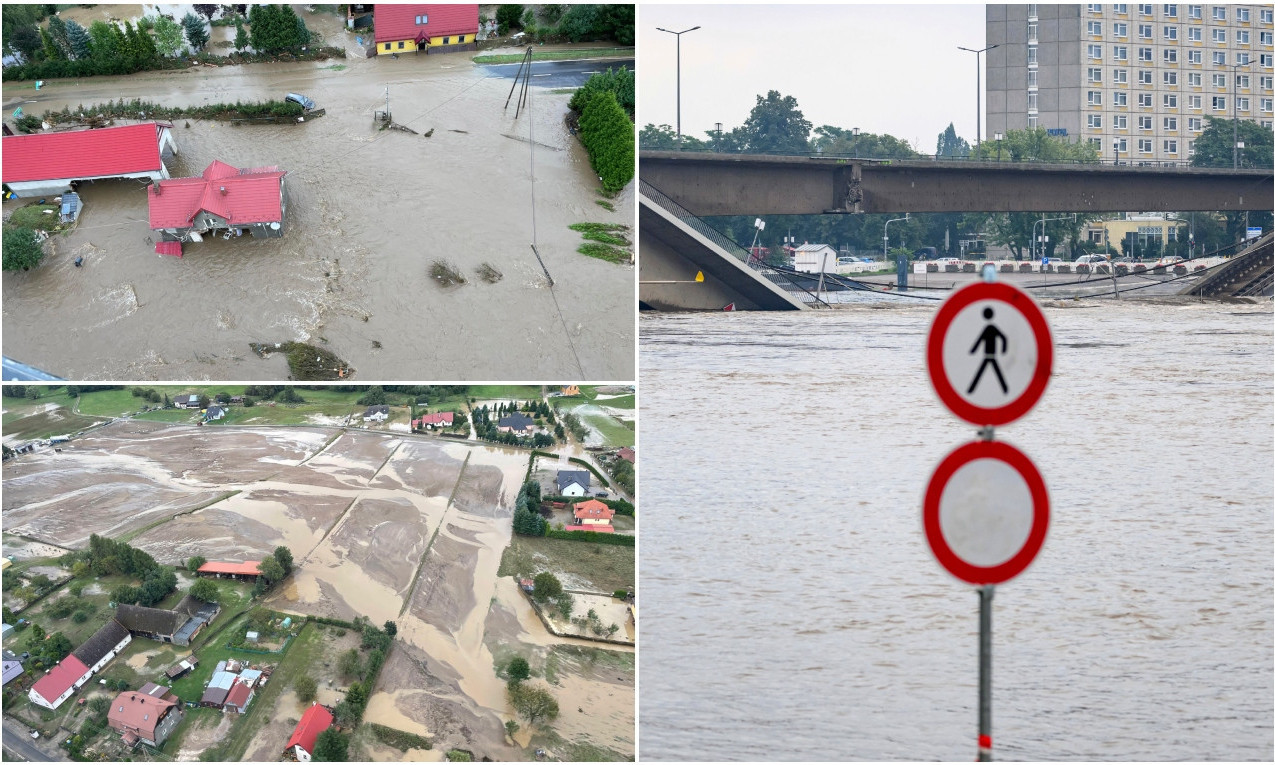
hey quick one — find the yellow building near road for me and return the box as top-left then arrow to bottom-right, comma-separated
1085,214 -> 1189,254
374,5 -> 479,55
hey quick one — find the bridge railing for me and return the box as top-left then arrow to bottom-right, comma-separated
640,146 -> 1249,170
640,180 -> 829,307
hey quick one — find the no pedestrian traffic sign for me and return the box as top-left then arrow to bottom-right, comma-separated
926,281 -> 1053,426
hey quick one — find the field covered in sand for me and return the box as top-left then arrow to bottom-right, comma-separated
2,420 -> 633,760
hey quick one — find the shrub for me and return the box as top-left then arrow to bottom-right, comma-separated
568,67 -> 634,118
2,228 -> 45,271
496,4 -> 524,35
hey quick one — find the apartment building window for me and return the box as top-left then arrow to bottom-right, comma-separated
1139,70 -> 1153,85
1140,92 -> 1154,106
1188,72 -> 1201,86
1113,3 -> 1127,12
1114,91 -> 1129,105
1028,115 -> 1039,127
1262,9 -> 1273,24
1138,138 -> 1152,153
1263,97 -> 1274,113
1261,76 -> 1273,90
1212,28 -> 1226,43
1212,73 -> 1227,88
1028,4 -> 1039,17
1088,113 -> 1104,128
1263,54 -> 1273,68
1187,49 -> 1202,64
1213,51 -> 1226,65
1163,116 -> 1177,129
1236,7 -> 1249,22
1163,48 -> 1177,63
1262,32 -> 1273,45
1138,23 -> 1152,38
1188,26 -> 1201,41
1163,71 -> 1178,85
1138,47 -> 1153,61
1088,90 -> 1104,105
1115,137 -> 1129,152
1139,4 -> 1152,15
1163,25 -> 1178,40
1089,137 -> 1103,151
1114,22 -> 1129,36
1164,94 -> 1179,107
1114,68 -> 1129,83
1114,114 -> 1129,128
1212,6 -> 1225,20
1028,46 -> 1038,64
1236,30 -> 1250,45
1187,140 -> 1195,156
1237,52 -> 1251,66
1027,69 -> 1038,87
1028,92 -> 1039,110
1237,74 -> 1251,89
1163,4 -> 1177,17
1088,67 -> 1104,82
1237,96 -> 1250,111
1089,20 -> 1103,35
1188,116 -> 1202,131
1211,96 -> 1226,110
1163,139 -> 1178,153
1088,3 -> 1102,12
1089,43 -> 1103,59
1188,5 -> 1201,19
1138,115 -> 1152,129
1113,46 -> 1129,62
1188,94 -> 1202,108
1028,22 -> 1038,42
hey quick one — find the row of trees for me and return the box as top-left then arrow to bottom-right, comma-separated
496,4 -> 634,45
512,479 -> 547,536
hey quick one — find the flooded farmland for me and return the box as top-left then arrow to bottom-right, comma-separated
2,30 -> 634,380
2,419 -> 633,758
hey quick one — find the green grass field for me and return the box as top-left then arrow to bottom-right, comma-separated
467,385 -> 545,401
498,536 -> 634,594
553,398 -> 635,448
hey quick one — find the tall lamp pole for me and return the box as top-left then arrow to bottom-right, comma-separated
958,44 -> 999,150
656,25 -> 701,150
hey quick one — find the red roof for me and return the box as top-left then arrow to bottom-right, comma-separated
617,447 -> 635,463
31,655 -> 90,706
286,703 -> 334,755
573,499 -> 615,521
414,412 -> 454,427
148,160 -> 285,230
224,679 -> 252,711
155,241 -> 183,257
108,689 -> 179,741
374,4 -> 478,43
198,561 -> 262,576
3,123 -> 166,183
566,524 -> 615,533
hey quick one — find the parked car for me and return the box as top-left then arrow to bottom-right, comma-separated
30,730 -> 39,739
285,93 -> 316,111
1073,254 -> 1110,266
934,257 -> 964,267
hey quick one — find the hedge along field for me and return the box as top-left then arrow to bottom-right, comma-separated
578,91 -> 635,195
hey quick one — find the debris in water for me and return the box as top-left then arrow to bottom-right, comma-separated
372,340 -> 382,349
448,129 -> 468,134
249,341 -> 352,381
430,260 -> 467,288
423,128 -> 434,137
476,263 -> 503,284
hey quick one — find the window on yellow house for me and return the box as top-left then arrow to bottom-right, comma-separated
398,41 -> 404,49
443,36 -> 449,44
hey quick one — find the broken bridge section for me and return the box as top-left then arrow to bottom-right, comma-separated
1179,232 -> 1274,298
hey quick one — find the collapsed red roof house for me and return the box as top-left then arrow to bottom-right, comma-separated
148,160 -> 287,245
2,122 -> 177,198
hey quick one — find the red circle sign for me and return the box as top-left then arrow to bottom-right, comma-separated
923,440 -> 1049,585
927,281 -> 1053,426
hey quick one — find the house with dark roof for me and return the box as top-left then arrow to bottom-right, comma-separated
114,602 -> 210,647
148,160 -> 288,256
173,394 -> 202,409
165,656 -> 198,680
108,686 -> 183,747
285,703 -> 335,762
2,122 -> 177,198
497,412 -> 535,434
29,655 -> 91,710
204,405 -> 226,421
374,4 -> 479,55
2,650 -> 23,687
72,619 -> 132,674
556,470 -> 591,497
364,404 -> 391,423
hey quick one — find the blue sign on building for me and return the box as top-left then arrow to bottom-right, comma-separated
1046,128 -> 1068,137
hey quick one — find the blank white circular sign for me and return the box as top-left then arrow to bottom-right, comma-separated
938,457 -> 1033,568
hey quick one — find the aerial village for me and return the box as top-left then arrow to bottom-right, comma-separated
2,384 -> 636,761
1,3 -> 636,381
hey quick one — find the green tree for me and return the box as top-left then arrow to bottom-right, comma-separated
233,17 -> 248,51
531,572 -> 561,602
8,24 -> 44,62
382,620 -> 397,637
312,728 -> 349,762
40,25 -> 62,60
969,127 -> 1099,163
152,15 -> 185,56
935,122 -> 970,158
357,386 -> 387,406
496,4 -> 524,35
1190,115 -> 1273,170
187,555 -> 207,572
739,90 -> 811,155
46,15 -> 72,58
258,555 -> 285,584
181,12 -> 209,50
506,656 -> 530,684
507,682 -> 559,725
337,648 -> 361,681
578,90 -> 634,193
295,675 -> 317,704
189,578 -> 219,602
272,546 -> 293,575
556,592 -> 573,619
64,19 -> 91,59
3,228 -> 46,271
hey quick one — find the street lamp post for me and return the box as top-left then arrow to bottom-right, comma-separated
1112,137 -> 1120,166
958,44 -> 999,150
656,25 -> 701,150
994,132 -> 1003,161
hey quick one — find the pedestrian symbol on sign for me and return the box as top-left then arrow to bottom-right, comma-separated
968,308 -> 1008,395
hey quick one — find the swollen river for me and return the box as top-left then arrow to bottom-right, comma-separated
638,298 -> 1273,761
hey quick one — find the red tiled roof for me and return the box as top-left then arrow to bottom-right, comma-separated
617,447 -> 635,463
155,241 -> 183,257
573,499 -> 614,521
3,123 -> 166,183
415,412 -> 454,427
374,4 -> 479,43
108,689 -> 179,741
286,703 -> 334,756
148,161 -> 285,230
224,679 -> 252,711
31,655 -> 90,707
566,524 -> 614,533
198,561 -> 262,576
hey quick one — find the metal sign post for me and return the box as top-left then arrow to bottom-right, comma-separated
978,585 -> 993,762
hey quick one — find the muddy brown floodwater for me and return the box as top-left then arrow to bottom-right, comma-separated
2,30 -> 634,380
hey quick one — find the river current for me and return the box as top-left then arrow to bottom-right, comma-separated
638,298 -> 1273,761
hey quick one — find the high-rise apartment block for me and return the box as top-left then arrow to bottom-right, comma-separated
987,4 -> 1274,164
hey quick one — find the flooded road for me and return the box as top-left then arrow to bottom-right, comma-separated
2,37 -> 634,380
638,299 -> 1273,761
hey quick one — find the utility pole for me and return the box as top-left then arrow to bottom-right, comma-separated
656,26 -> 701,150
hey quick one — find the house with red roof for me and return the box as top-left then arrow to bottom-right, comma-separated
223,678 -> 255,714
197,560 -> 262,581
148,160 -> 287,255
374,4 -> 478,55
569,499 -> 615,532
616,447 -> 635,463
108,685 -> 184,747
413,411 -> 455,430
285,703 -> 334,762
2,122 -> 177,198
29,654 -> 92,710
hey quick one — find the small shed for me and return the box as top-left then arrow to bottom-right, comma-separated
59,192 -> 82,224
245,631 -> 259,644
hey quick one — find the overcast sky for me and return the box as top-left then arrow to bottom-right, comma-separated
638,4 -> 989,153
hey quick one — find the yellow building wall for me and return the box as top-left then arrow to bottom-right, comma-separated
1089,219 -> 1186,247
378,33 -> 471,54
